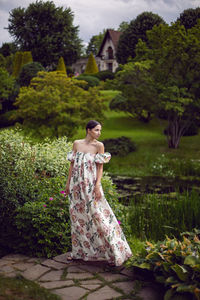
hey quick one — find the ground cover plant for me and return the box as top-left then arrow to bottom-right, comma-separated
0,275 -> 61,300
127,229 -> 200,300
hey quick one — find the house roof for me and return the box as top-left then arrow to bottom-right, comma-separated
96,29 -> 122,57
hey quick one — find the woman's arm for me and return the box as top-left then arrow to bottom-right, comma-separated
94,143 -> 104,199
65,142 -> 77,195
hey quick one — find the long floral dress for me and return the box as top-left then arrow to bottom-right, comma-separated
67,151 -> 132,266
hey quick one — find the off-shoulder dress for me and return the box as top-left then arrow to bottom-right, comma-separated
67,150 -> 132,266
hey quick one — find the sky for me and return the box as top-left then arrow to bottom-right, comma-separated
0,0 -> 200,47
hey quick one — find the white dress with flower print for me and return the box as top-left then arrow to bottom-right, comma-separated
67,151 -> 132,266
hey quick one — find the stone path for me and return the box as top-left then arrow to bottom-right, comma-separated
0,253 -> 162,300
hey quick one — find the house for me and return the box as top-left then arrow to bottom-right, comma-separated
72,29 -> 121,74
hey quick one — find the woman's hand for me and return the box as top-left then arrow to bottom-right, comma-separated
94,184 -> 101,200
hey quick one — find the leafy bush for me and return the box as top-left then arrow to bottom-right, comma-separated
109,93 -> 128,111
128,191 -> 200,241
151,154 -> 200,177
130,229 -> 200,300
93,70 -> 115,81
0,129 -> 72,253
18,62 -> 45,86
13,71 -> 105,138
102,136 -> 136,156
15,192 -> 71,257
75,75 -> 100,89
0,128 -> 120,256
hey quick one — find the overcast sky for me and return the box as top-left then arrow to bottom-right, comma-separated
0,0 -> 200,47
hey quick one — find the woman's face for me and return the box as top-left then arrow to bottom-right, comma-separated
88,124 -> 102,139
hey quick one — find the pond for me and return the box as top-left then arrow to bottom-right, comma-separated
111,175 -> 200,202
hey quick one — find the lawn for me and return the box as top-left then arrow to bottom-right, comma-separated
74,91 -> 200,176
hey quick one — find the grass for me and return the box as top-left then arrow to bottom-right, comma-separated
0,275 -> 61,300
74,91 -> 200,176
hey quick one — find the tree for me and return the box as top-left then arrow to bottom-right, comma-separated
7,1 -> 82,67
56,57 -> 67,75
0,68 -> 15,111
18,62 -> 45,86
110,60 -> 157,122
117,21 -> 129,33
116,12 -> 165,64
133,22 -> 200,148
0,42 -> 17,57
177,7 -> 200,29
86,30 -> 106,56
84,53 -> 99,74
12,51 -> 33,78
12,71 -> 106,138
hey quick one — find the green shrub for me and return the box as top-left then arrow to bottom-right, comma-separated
151,154 -> 200,177
93,70 -> 115,81
15,193 -> 71,257
84,53 -> 98,74
18,62 -> 45,86
109,94 -> 128,111
75,75 -> 100,89
130,229 -> 200,300
0,128 -> 120,256
56,57 -> 67,75
102,136 -> 136,156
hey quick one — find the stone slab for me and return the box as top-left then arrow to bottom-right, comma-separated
13,262 -> 35,271
67,266 -> 87,273
99,272 -> 128,282
66,272 -> 94,280
40,280 -> 74,289
78,264 -> 105,274
0,265 -> 15,273
80,279 -> 103,285
1,254 -> 29,261
112,281 -> 134,294
81,284 -> 101,290
87,285 -> 122,300
120,268 -> 135,278
39,270 -> 64,282
54,286 -> 87,300
41,259 -> 66,270
23,264 -> 50,280
53,253 -> 70,264
0,260 -> 11,268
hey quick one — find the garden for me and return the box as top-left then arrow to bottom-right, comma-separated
1,2 -> 200,300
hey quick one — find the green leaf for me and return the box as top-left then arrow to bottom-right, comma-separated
138,262 -> 151,269
164,288 -> 175,300
184,255 -> 200,266
171,264 -> 188,282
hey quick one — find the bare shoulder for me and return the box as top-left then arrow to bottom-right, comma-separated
73,139 -> 83,150
96,141 -> 104,153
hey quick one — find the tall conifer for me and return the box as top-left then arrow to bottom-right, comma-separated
84,53 -> 99,74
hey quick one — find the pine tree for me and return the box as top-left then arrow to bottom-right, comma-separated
56,57 -> 67,75
84,53 -> 99,74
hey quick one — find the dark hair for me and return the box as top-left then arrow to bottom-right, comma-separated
86,120 -> 101,133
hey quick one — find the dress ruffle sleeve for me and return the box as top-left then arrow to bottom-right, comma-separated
94,152 -> 111,164
67,151 -> 76,162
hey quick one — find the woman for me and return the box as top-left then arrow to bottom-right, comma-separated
65,120 -> 132,266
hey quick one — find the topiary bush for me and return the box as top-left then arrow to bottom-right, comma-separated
18,62 -> 45,86
75,75 -> 100,90
102,136 -> 136,156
